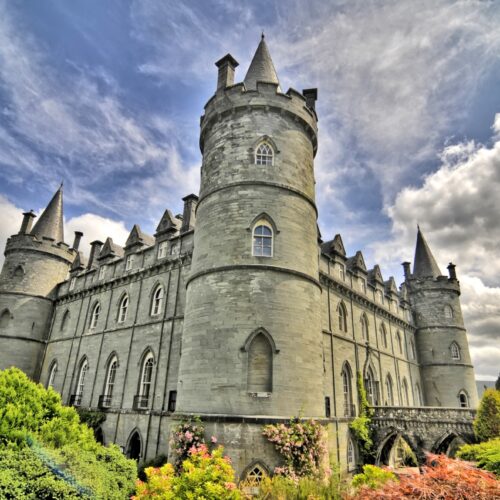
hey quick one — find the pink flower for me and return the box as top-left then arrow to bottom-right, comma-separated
211,436 -> 218,444
185,431 -> 193,440
225,482 -> 236,490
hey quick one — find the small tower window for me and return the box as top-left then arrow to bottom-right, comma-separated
325,396 -> 331,418
253,224 -> 273,257
255,142 -> 273,166
47,361 -> 57,389
168,390 -> 177,412
118,294 -> 129,323
0,309 -> 11,329
247,331 -> 273,393
458,390 -> 469,408
444,305 -> 453,319
450,342 -> 461,360
14,265 -> 24,278
151,286 -> 164,316
90,303 -> 100,330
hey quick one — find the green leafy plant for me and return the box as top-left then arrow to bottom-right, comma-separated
473,388 -> 500,442
133,444 -> 240,499
349,372 -> 374,460
457,438 -> 500,476
262,418 -> 330,480
351,464 -> 396,490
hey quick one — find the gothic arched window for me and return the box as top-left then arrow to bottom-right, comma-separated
401,377 -> 409,406
255,142 -> 274,166
74,358 -> 88,406
347,437 -> 356,471
118,294 -> 129,323
0,309 -> 11,329
444,305 -> 453,319
341,362 -> 354,417
409,339 -> 416,360
415,383 -> 422,406
360,314 -> 369,342
104,356 -> 118,402
61,310 -> 70,332
380,324 -> 388,348
253,223 -> 273,257
450,342 -> 461,360
136,351 -> 154,409
365,366 -> 378,406
151,285 -> 164,316
126,430 -> 142,460
458,390 -> 469,408
47,361 -> 58,389
247,332 -> 273,393
244,462 -> 268,484
90,302 -> 100,330
385,374 -> 394,405
338,303 -> 348,333
396,331 -> 403,354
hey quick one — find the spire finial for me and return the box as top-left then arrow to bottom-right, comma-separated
261,31 -> 265,40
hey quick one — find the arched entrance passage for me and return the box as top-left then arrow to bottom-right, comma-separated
433,432 -> 467,458
126,430 -> 142,460
94,427 -> 104,445
377,431 -> 418,468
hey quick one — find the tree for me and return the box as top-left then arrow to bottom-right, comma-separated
0,367 -> 137,498
473,388 -> 500,442
496,373 -> 500,391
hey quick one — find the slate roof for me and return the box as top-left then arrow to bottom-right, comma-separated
244,35 -> 281,91
413,227 -> 441,278
31,185 -> 64,243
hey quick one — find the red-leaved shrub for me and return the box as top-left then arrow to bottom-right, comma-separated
351,453 -> 500,499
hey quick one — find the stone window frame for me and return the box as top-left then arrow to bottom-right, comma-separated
401,377 -> 409,406
360,313 -> 369,342
248,213 -> 279,259
380,323 -> 388,349
98,266 -> 106,281
69,277 -> 77,291
252,135 -> 279,166
444,304 -> 454,319
337,301 -> 348,333
385,373 -> 394,406
125,428 -> 143,460
137,349 -> 155,405
0,308 -> 12,329
241,461 -> 270,484
241,327 -> 280,396
347,434 -> 357,472
396,331 -> 403,354
60,309 -> 70,332
125,254 -> 134,271
450,341 -> 461,360
103,353 -> 119,401
157,240 -> 168,260
13,264 -> 25,278
75,356 -> 89,398
341,361 -> 354,417
409,338 -> 416,360
150,283 -> 165,317
47,359 -> 58,389
364,364 -> 379,406
415,383 -> 423,406
89,301 -> 101,330
458,389 -> 469,408
117,292 -> 129,324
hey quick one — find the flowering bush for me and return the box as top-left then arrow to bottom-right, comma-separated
262,418 -> 330,480
348,454 -> 500,499
133,444 -> 240,499
169,417 -> 206,472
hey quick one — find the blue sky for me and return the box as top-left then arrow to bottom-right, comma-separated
0,0 -> 499,379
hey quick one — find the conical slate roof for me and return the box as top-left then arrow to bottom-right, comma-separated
413,227 -> 441,278
31,185 -> 64,243
244,34 -> 281,91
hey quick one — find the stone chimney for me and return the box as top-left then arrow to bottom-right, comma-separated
72,231 -> 83,251
302,88 -> 318,111
402,262 -> 411,280
87,240 -> 103,269
181,194 -> 199,233
215,54 -> 239,91
19,211 -> 36,234
447,262 -> 457,281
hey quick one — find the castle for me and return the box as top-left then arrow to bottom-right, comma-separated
0,36 -> 478,476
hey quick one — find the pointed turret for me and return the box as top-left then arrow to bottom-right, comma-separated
413,227 -> 441,278
244,34 -> 281,91
31,185 -> 64,243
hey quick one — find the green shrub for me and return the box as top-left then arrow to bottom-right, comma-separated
138,454 -> 169,481
351,464 -> 397,490
457,438 -> 500,476
0,367 -> 137,498
473,388 -> 500,442
133,445 -> 240,499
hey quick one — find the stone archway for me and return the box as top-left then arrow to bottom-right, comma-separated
126,430 -> 142,460
376,430 -> 418,468
433,431 -> 467,458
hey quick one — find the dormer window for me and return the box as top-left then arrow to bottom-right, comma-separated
125,255 -> 134,271
157,241 -> 168,259
255,142 -> 273,166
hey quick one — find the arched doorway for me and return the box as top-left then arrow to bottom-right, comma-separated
94,427 -> 104,445
126,431 -> 142,460
433,432 -> 466,458
377,432 -> 418,468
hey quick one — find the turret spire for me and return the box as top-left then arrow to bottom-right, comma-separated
413,226 -> 441,278
244,35 -> 281,91
30,185 -> 64,243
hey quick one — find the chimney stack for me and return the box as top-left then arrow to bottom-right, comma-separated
302,88 -> 318,111
181,194 -> 199,233
19,211 -> 36,235
72,231 -> 83,251
402,262 -> 411,280
215,54 -> 239,91
87,240 -> 103,269
447,262 -> 457,281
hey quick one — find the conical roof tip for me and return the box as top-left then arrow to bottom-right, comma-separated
30,185 -> 64,243
244,35 -> 281,91
412,227 -> 441,278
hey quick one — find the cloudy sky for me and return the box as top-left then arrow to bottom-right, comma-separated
0,0 -> 499,380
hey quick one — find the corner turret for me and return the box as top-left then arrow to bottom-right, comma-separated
0,186 -> 76,378
404,228 -> 478,408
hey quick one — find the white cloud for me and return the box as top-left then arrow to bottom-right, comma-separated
0,195 -> 23,267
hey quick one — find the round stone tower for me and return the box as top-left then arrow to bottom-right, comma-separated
176,37 -> 324,472
404,228 -> 478,408
0,186 -> 76,379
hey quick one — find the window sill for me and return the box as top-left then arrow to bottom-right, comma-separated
248,392 -> 271,398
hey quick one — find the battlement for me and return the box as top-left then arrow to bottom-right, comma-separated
201,81 -> 318,155
4,233 -> 75,264
406,274 -> 461,294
